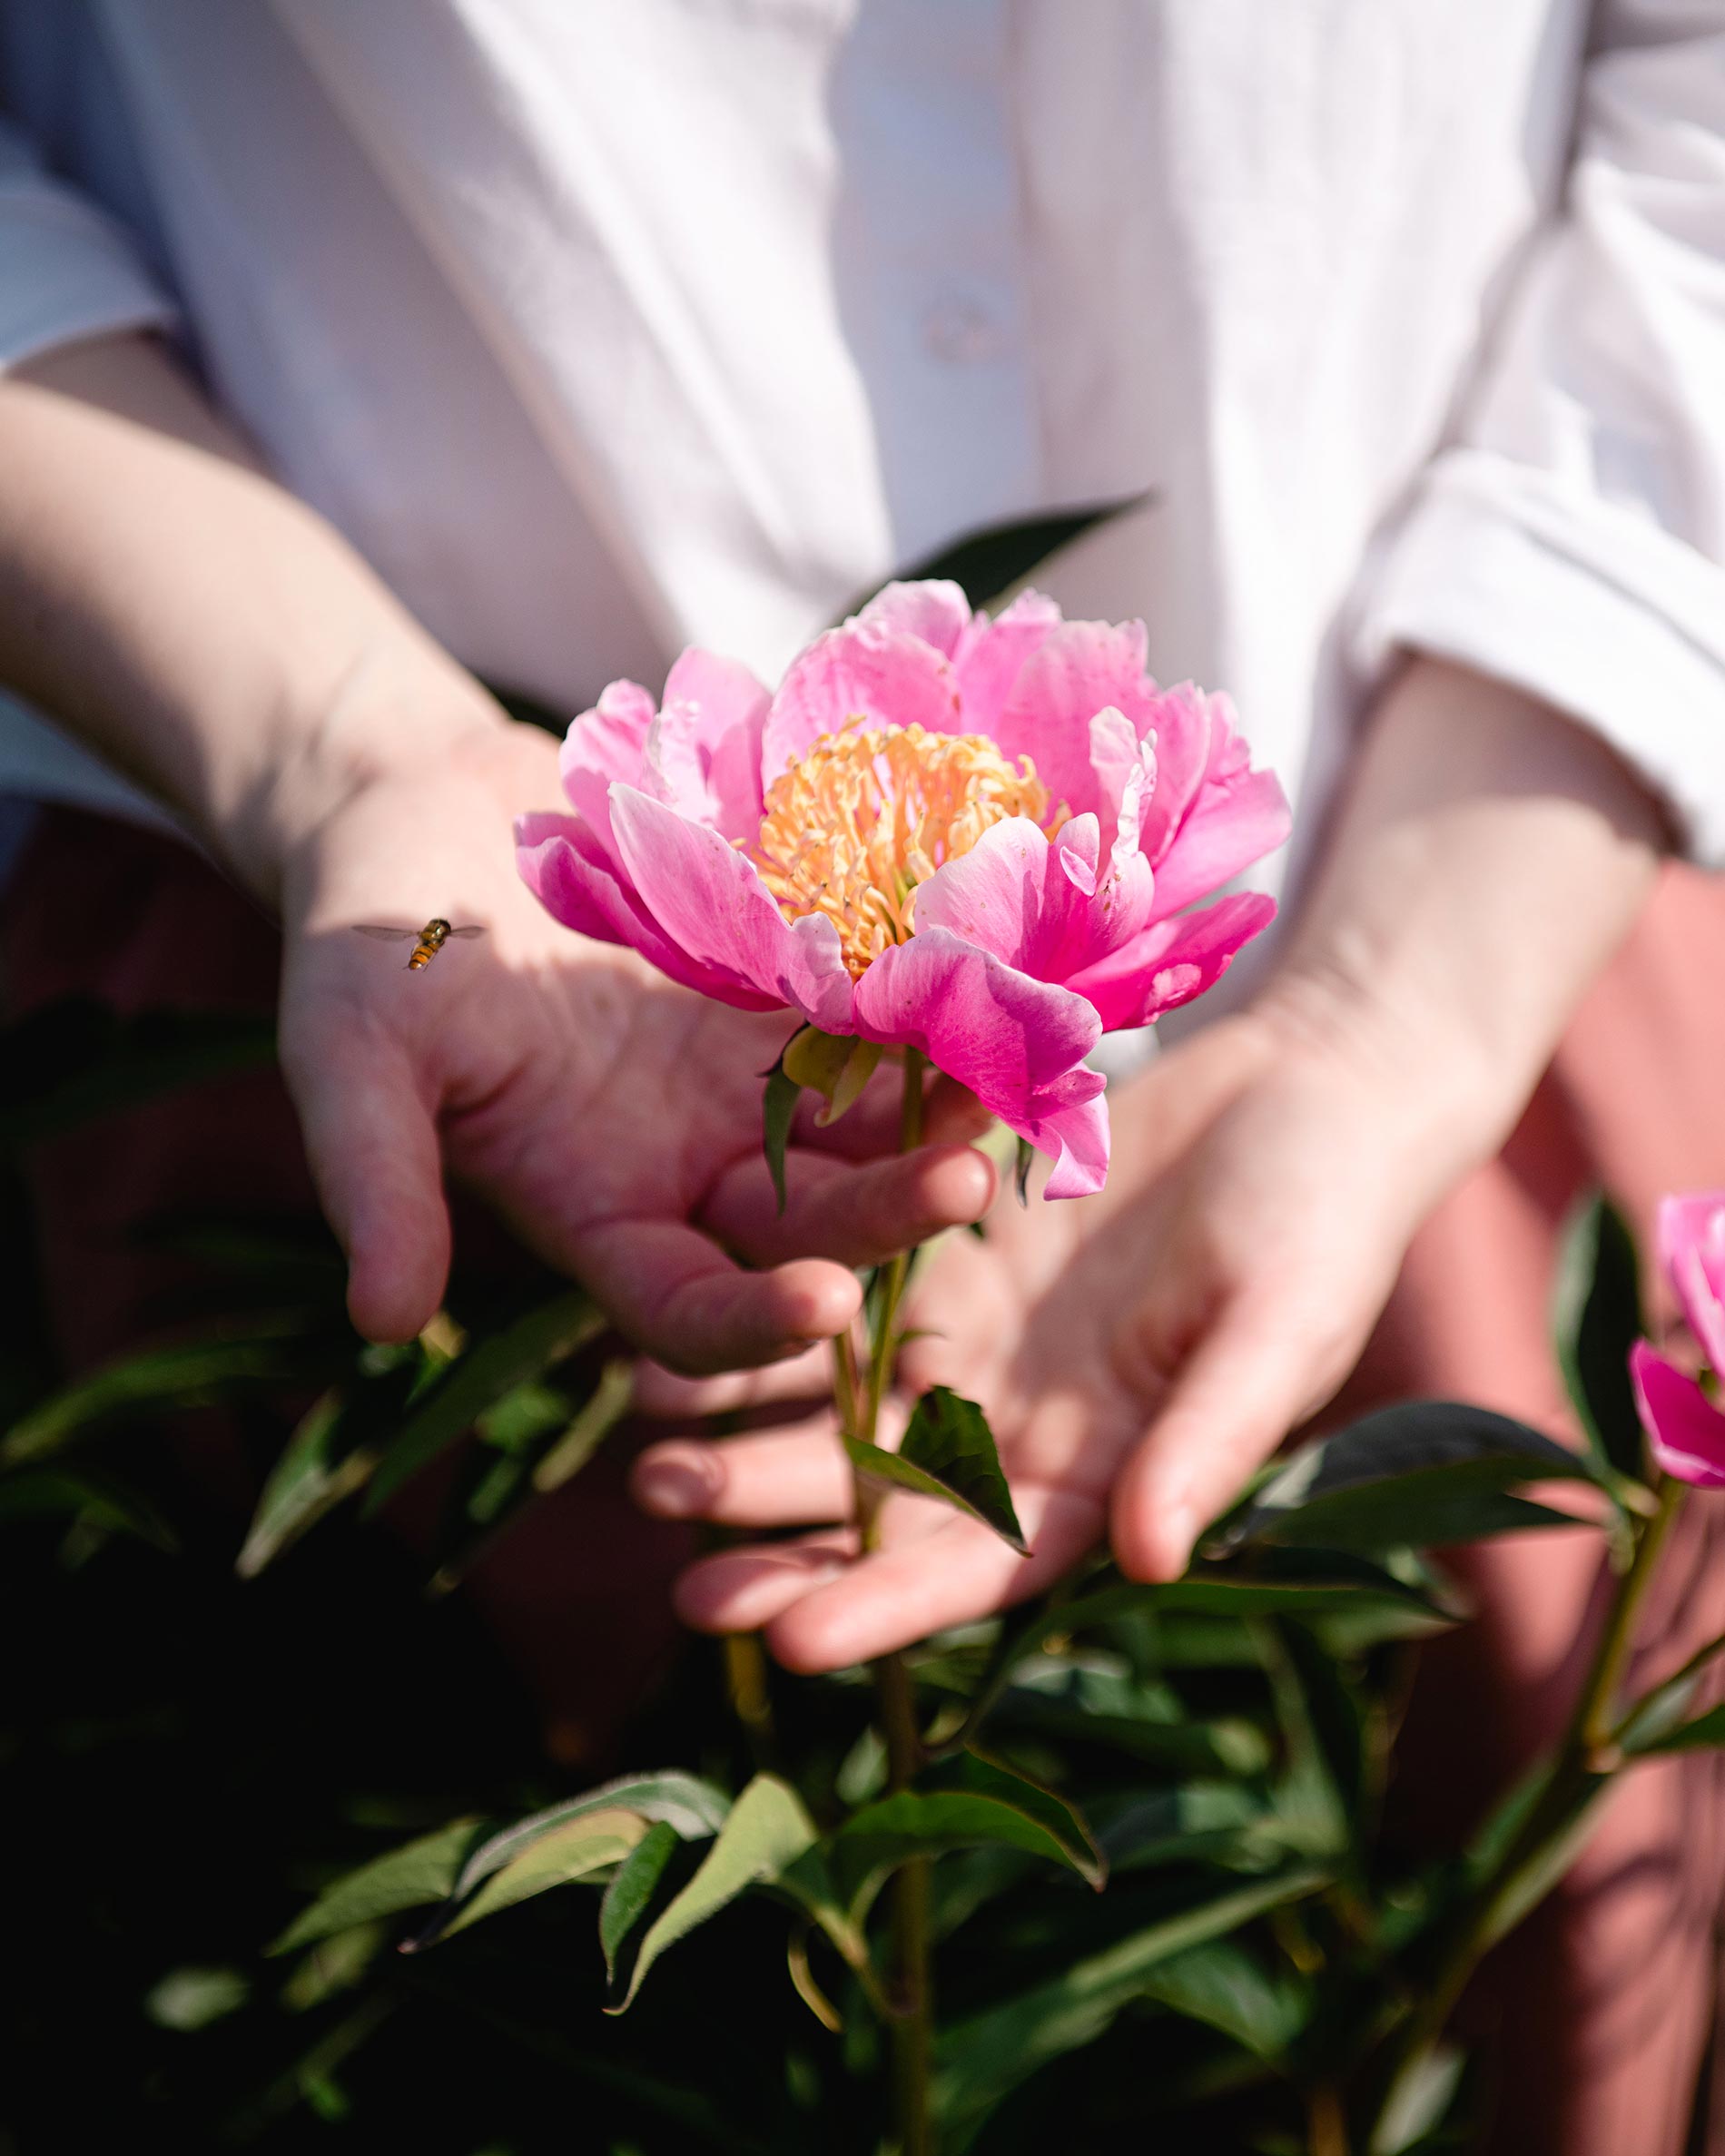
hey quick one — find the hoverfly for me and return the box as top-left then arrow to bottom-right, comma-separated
351,918 -> 486,970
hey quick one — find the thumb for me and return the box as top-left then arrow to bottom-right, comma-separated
1109,1291 -> 1358,1581
282,1034 -> 452,1343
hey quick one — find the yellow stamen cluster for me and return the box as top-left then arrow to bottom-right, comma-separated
751,720 -> 1055,979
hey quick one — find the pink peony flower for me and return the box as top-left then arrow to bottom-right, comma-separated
1630,1339 -> 1725,1488
518,582 -> 1289,1196
1656,1191 -> 1725,1375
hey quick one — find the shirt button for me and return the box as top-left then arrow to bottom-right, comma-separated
922,296 -> 1006,365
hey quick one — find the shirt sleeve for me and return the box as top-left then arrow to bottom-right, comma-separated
0,111 -> 176,371
1354,0 -> 1725,861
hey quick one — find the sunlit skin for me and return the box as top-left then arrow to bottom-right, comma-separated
282,723 -> 999,1362
633,660 -> 1671,1667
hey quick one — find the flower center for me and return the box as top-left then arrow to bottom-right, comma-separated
751,720 -> 1055,979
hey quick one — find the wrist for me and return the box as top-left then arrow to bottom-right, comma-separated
233,643 -> 518,909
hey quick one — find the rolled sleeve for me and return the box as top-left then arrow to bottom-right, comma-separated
0,114 -> 176,370
1355,1 -> 1725,861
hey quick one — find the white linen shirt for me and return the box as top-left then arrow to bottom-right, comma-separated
2,0 -> 1724,1009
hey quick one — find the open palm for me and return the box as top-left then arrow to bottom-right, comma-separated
276,720 -> 993,1366
645,1002 -> 1466,1665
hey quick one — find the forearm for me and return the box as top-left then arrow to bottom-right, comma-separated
1259,655 -> 1669,1179
0,331 -> 507,904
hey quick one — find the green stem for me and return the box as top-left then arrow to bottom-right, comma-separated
840,1048 -> 933,2156
1363,1476 -> 1685,2149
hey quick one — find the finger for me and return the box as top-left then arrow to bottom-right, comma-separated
1110,1295 -> 1352,1582
673,1532 -> 859,1633
702,1142 -> 994,1268
761,1487 -> 1105,1670
282,1035 -> 451,1343
569,1217 -> 862,1374
631,1419 -> 853,1525
632,1342 -> 833,1420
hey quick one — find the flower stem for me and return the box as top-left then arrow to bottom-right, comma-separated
1362,1475 -> 1685,2149
839,1047 -> 933,2155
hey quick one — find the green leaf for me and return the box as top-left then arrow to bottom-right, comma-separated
832,1750 -> 1103,1916
609,1775 -> 819,2013
782,1028 -> 882,1127
2,1315 -> 316,1469
534,1357 -> 635,1492
0,1464 -> 177,1551
0,998 -> 275,1153
763,1047 -> 803,1216
1552,1193 -> 1648,1483
1216,1402 -> 1593,1557
236,1344 -> 428,1576
1013,1137 -> 1034,1206
438,1809 -> 646,1940
448,1772 -> 729,1908
1087,1785 -> 1271,1875
144,1964 -> 251,2032
932,1867 -> 1328,2134
600,1821 -> 682,1984
271,1817 -> 485,1954
1625,1701 -> 1725,1755
362,1288 -> 603,1511
846,1386 -> 1027,1553
1615,1633 -> 1725,1753
1137,1938 -> 1307,2062
841,495 -> 1155,619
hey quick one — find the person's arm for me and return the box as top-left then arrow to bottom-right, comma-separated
0,332 -> 993,1361
0,330 -> 502,897
638,655 -> 1667,1667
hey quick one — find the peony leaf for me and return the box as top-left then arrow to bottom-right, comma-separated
833,1750 -> 1103,1917
1212,1402 -> 1593,1557
840,495 -> 1155,620
763,1044 -> 803,1216
437,1809 -> 646,1940
1552,1192 -> 1648,1485
271,1818 -> 485,1955
362,1288 -> 603,1512
609,1774 -> 819,2013
846,1386 -> 1028,1553
1014,1137 -> 1034,1207
599,1820 -> 682,1984
932,1866 -> 1328,2134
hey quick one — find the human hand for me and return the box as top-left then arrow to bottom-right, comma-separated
276,714 -> 994,1365
636,658 -> 1669,1664
634,993 -> 1484,1665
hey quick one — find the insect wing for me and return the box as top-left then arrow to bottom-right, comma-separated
352,924 -> 417,941
445,925 -> 488,940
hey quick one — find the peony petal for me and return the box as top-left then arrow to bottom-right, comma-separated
1630,1340 -> 1725,1487
996,618 -> 1159,824
1144,767 -> 1292,922
1135,682 -> 1218,863
853,926 -> 1109,1197
1656,1192 -> 1725,1377
916,813 -> 1160,990
644,649 -> 771,841
953,587 -> 1063,732
561,678 -> 658,860
607,787 -> 855,1032
760,622 -> 962,783
853,579 -> 974,660
515,812 -> 779,1010
1066,891 -> 1278,1033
